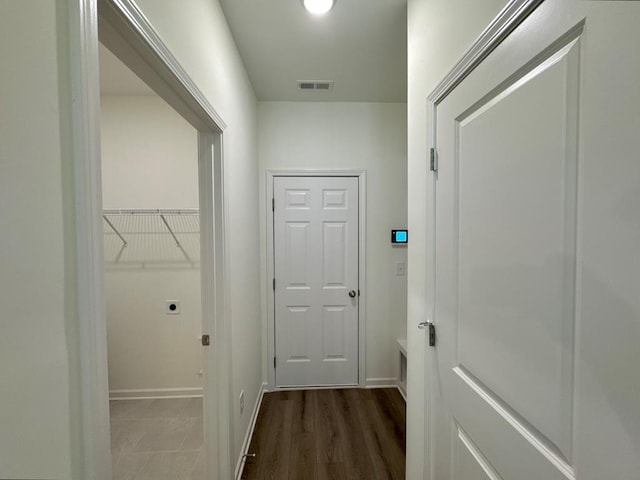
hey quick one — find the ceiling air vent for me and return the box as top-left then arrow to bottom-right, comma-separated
297,80 -> 334,91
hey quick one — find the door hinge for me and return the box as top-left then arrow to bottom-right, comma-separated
273,356 -> 277,368
273,278 -> 276,290
272,198 -> 275,211
430,147 -> 438,172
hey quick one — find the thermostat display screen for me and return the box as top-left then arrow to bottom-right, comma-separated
391,230 -> 408,244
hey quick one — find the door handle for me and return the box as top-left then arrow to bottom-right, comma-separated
418,321 -> 436,347
348,290 -> 357,298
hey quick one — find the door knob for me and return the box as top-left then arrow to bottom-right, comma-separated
348,290 -> 357,298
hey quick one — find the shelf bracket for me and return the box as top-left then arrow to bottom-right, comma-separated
103,214 -> 128,247
160,214 -> 192,264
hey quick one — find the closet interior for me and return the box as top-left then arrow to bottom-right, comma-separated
100,44 -> 204,480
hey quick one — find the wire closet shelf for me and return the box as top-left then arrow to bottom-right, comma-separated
103,209 -> 200,267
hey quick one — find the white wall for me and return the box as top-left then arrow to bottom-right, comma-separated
258,102 -> 408,384
101,95 -> 203,395
101,96 -> 198,209
0,2 -> 76,478
133,0 -> 261,464
406,0 -> 507,478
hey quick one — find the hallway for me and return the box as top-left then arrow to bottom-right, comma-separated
241,388 -> 406,479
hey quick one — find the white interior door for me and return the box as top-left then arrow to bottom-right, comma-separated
274,176 -> 359,387
428,1 -> 640,479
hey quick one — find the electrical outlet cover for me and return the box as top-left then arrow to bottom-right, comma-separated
166,300 -> 181,314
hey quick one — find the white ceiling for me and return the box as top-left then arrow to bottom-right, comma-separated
99,0 -> 407,103
219,0 -> 407,102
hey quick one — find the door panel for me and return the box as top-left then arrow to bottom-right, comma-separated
322,306 -> 347,360
285,222 -> 310,286
455,426 -> 503,480
455,36 -> 579,460
274,176 -> 359,387
285,306 -> 311,362
323,222 -> 347,285
430,1 -> 640,478
435,26 -> 581,480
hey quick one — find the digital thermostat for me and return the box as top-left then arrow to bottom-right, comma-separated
391,229 -> 408,245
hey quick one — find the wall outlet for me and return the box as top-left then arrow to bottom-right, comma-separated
166,300 -> 181,314
239,390 -> 245,415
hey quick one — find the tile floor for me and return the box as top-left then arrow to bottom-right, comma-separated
110,397 -> 203,480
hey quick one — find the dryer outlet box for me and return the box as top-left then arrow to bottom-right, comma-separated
166,300 -> 181,315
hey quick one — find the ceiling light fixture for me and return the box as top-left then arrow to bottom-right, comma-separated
303,0 -> 335,15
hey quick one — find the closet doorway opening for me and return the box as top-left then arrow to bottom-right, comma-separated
100,43 -> 205,479
94,1 -> 232,478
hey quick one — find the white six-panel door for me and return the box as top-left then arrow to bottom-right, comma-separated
429,0 -> 640,478
274,176 -> 359,387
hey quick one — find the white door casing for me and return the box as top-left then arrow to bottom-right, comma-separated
83,1 -> 232,478
426,0 -> 640,479
273,176 -> 359,387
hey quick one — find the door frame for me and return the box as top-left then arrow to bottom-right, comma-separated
418,0 -> 548,477
265,170 -> 367,390
71,0 -> 232,478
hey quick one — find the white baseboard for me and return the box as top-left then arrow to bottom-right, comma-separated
109,387 -> 203,400
273,384 -> 357,391
397,384 -> 407,402
235,382 -> 267,480
365,377 -> 398,388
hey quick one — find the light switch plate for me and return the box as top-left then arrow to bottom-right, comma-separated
395,262 -> 406,276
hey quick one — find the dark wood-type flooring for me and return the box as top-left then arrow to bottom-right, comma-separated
241,388 -> 405,480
